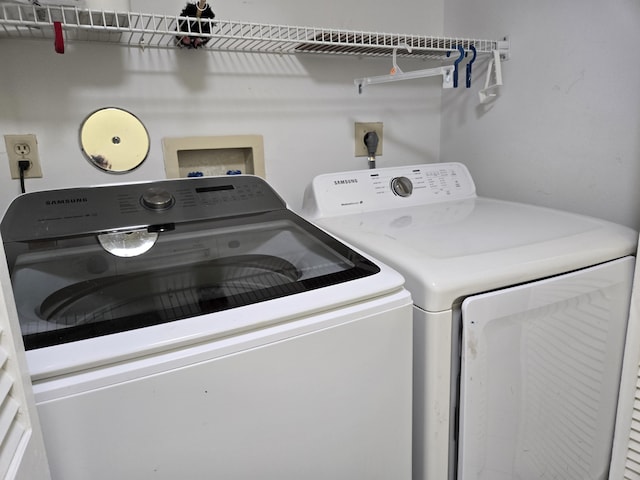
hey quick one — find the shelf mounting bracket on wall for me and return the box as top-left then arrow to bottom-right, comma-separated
478,50 -> 503,104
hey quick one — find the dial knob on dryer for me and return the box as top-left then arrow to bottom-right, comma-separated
390,176 -> 413,197
141,187 -> 175,210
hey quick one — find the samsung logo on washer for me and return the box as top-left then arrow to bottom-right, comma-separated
45,197 -> 88,206
334,179 -> 358,185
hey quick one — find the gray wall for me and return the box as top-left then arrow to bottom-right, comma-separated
3,0 -> 637,231
441,0 -> 640,229
0,0 -> 444,214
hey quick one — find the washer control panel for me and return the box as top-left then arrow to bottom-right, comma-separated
303,162 -> 476,218
2,175 -> 286,242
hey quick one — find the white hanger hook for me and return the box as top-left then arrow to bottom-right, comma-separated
391,43 -> 412,75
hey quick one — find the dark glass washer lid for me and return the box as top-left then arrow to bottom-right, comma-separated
40,254 -> 300,326
6,207 -> 380,351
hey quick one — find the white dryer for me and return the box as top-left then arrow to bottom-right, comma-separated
302,162 -> 637,480
1,175 -> 413,480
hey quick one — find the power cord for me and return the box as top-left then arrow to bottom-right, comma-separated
364,131 -> 379,169
18,160 -> 30,194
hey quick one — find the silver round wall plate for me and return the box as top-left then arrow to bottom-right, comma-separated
80,107 -> 150,173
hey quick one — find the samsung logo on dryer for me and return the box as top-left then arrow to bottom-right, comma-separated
45,197 -> 88,206
334,179 -> 358,185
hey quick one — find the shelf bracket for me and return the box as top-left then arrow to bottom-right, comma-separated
496,37 -> 510,61
478,50 -> 503,104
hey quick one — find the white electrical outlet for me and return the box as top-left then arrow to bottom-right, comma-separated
4,134 -> 43,179
354,122 -> 383,157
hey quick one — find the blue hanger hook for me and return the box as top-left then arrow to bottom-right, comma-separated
466,45 -> 477,88
447,45 -> 465,88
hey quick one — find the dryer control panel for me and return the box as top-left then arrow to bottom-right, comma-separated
302,162 -> 476,218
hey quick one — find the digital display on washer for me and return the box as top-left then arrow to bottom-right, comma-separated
4,209 -> 379,350
195,185 -> 235,193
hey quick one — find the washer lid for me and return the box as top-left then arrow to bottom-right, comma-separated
312,196 -> 637,312
8,209 -> 387,352
79,107 -> 150,173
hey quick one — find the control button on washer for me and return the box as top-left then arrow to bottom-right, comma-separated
141,188 -> 175,210
390,176 -> 413,197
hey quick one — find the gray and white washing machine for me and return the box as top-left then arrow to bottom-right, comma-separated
302,162 -> 637,480
1,174 -> 413,480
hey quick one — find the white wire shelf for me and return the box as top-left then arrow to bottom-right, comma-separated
0,3 -> 509,60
